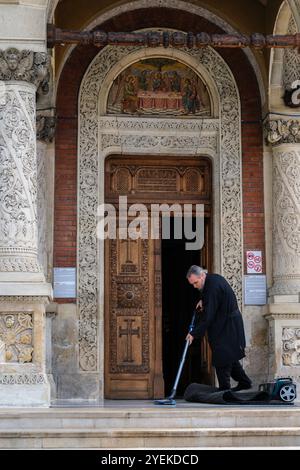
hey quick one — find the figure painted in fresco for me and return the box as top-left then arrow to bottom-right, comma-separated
169,71 -> 181,92
139,70 -> 149,91
152,72 -> 164,92
107,58 -> 211,116
122,75 -> 138,113
182,78 -> 200,114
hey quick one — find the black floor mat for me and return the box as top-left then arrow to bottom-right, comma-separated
184,383 -> 294,405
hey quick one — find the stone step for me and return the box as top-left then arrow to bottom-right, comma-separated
0,427 -> 300,448
0,405 -> 300,430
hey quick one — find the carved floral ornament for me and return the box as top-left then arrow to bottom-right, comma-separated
282,327 -> 300,366
0,48 -> 49,88
264,119 -> 300,145
0,313 -> 33,363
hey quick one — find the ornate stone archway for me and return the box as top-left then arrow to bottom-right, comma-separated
78,44 -> 242,397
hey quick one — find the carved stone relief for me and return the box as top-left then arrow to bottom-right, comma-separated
283,16 -> 300,89
37,142 -> 48,280
271,146 -> 300,295
0,48 -> 49,87
0,83 -> 42,272
282,327 -> 300,366
265,119 -> 300,145
78,45 -> 242,371
0,373 -> 46,384
0,49 -> 50,278
0,312 -> 33,363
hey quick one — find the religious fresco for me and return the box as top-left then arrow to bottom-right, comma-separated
107,58 -> 211,116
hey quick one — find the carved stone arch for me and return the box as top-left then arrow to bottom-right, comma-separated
56,0 -> 265,107
78,42 -> 242,388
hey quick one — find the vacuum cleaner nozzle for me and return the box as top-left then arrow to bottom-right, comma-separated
154,398 -> 176,406
154,311 -> 197,407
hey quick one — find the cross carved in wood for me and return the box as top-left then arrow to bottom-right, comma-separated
118,318 -> 141,363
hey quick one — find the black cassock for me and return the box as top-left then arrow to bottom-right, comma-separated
190,273 -> 246,367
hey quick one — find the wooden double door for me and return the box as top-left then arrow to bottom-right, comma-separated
104,155 -> 213,399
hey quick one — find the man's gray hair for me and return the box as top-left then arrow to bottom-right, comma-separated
186,265 -> 207,278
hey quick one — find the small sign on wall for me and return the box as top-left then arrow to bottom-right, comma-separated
244,275 -> 267,305
53,268 -> 76,298
246,250 -> 262,274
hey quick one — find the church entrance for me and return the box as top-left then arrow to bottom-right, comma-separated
104,155 -> 213,399
161,217 -> 213,397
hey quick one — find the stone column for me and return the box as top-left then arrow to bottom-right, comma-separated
265,119 -> 300,301
264,118 -> 300,393
0,48 -> 53,406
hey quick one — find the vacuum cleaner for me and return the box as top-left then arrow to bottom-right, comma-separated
154,310 -> 197,406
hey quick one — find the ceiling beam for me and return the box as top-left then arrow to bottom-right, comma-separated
47,24 -> 300,50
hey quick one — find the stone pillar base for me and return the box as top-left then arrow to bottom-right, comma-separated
264,303 -> 300,399
0,297 -> 52,407
0,373 -> 52,407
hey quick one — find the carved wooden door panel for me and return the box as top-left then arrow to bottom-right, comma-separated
105,233 -> 162,399
104,155 -> 212,398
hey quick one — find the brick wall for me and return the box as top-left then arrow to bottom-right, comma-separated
220,48 -> 265,273
54,9 -> 265,300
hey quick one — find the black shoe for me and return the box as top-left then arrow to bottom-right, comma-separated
231,382 -> 252,392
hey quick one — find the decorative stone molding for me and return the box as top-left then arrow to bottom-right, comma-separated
0,257 -> 41,273
0,296 -> 49,304
98,118 -> 219,133
36,115 -> 56,143
100,133 -> 217,152
0,312 -> 33,363
79,45 -> 242,371
0,373 -> 46,385
0,48 -> 49,87
283,16 -> 300,89
37,141 -> 48,280
265,119 -> 300,145
282,327 -> 300,366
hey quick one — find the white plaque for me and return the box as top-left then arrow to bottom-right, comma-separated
244,275 -> 267,305
53,268 -> 76,298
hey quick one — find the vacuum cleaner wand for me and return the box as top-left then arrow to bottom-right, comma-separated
154,310 -> 197,406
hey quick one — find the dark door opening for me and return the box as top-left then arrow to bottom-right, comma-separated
161,217 -> 205,397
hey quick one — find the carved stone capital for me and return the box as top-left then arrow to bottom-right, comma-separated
36,115 -> 56,143
0,48 -> 50,88
264,118 -> 300,145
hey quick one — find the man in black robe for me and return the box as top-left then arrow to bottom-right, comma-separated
186,265 -> 252,391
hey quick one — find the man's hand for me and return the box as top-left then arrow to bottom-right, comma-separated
186,333 -> 194,345
196,299 -> 203,311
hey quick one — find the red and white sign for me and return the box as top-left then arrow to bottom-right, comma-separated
246,251 -> 262,274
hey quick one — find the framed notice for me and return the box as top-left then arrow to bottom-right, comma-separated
53,268 -> 76,298
246,250 -> 262,274
244,275 -> 267,305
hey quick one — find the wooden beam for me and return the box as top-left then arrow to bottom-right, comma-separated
47,24 -> 300,50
